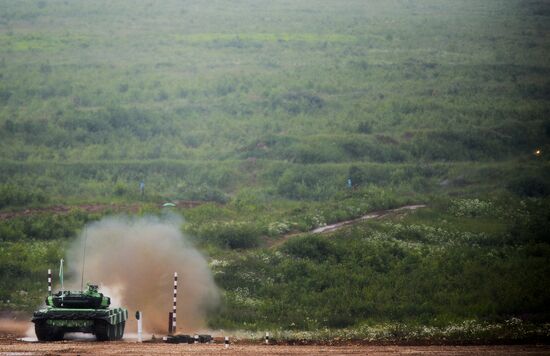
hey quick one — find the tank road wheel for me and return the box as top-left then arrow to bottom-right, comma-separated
96,320 -> 125,341
113,323 -> 120,340
95,320 -> 115,341
109,323 -> 118,340
99,320 -> 118,341
114,322 -> 124,340
116,321 -> 125,340
35,321 -> 64,341
120,321 -> 126,340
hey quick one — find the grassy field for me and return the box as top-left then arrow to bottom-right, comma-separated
0,0 -> 549,342
0,0 -> 548,202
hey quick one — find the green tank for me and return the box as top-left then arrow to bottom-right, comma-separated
32,284 -> 128,341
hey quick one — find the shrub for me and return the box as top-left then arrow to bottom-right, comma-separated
276,167 -> 341,200
113,182 -> 130,196
507,177 -> 550,197
282,235 -> 339,262
0,185 -> 48,209
449,199 -> 495,217
509,199 -> 550,244
267,221 -> 292,236
357,120 -> 372,134
194,221 -> 261,249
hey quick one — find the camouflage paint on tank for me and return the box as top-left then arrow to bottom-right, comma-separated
31,284 -> 128,341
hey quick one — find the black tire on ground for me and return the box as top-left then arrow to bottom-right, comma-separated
34,321 -> 64,341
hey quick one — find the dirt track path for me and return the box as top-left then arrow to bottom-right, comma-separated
270,204 -> 426,249
311,204 -> 426,234
1,339 -> 549,356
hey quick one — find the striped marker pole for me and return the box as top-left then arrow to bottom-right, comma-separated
47,269 -> 52,296
265,332 -> 269,344
194,334 -> 199,344
224,336 -> 229,348
172,272 -> 177,334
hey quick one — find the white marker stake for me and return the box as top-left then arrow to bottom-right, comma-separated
265,331 -> 269,344
137,311 -> 143,343
224,336 -> 229,348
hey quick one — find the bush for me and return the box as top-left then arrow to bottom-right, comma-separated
0,185 -> 48,209
357,120 -> 372,134
276,167 -> 341,200
449,199 -> 495,217
507,177 -> 550,197
0,211 -> 97,242
282,235 -> 339,262
113,182 -> 130,196
193,221 -> 261,249
408,129 -> 509,161
509,199 -> 550,244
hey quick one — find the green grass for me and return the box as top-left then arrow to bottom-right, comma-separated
0,0 -> 549,342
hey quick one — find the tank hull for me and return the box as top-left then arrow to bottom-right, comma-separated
32,307 -> 128,341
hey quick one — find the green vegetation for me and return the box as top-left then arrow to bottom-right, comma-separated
209,199 -> 550,330
0,0 -> 549,343
0,0 -> 548,202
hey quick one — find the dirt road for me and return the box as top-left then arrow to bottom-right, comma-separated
310,204 -> 427,234
0,338 -> 549,356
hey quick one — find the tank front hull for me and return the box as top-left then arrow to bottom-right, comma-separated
32,307 -> 128,341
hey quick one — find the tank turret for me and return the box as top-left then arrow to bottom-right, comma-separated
47,284 -> 111,309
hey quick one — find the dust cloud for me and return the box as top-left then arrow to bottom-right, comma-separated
65,215 -> 219,335
0,318 -> 31,338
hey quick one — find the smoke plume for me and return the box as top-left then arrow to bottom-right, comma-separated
0,319 -> 30,338
65,215 -> 219,334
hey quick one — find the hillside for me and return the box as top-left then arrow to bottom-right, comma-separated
0,0 -> 549,342
0,0 -> 548,202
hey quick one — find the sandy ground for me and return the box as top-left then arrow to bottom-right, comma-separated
0,338 -> 549,356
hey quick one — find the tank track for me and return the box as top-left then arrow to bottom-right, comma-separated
34,321 -> 65,342
95,320 -> 125,341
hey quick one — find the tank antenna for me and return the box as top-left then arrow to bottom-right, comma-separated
80,224 -> 88,292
